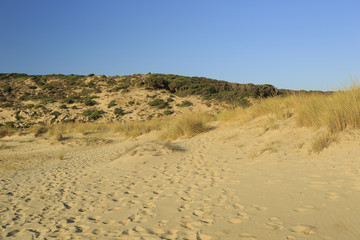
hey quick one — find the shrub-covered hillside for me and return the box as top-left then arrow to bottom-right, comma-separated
0,72 -> 324,128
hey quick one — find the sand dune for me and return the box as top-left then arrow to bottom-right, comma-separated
1,118 -> 360,239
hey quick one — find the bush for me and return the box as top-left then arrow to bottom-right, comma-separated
63,97 -> 74,104
59,104 -> 67,109
179,100 -> 193,107
114,108 -> 125,116
50,111 -> 61,118
84,97 -> 96,106
108,100 -> 116,108
82,110 -> 104,120
163,110 -> 174,115
0,103 -> 12,108
148,99 -> 168,109
25,104 -> 34,109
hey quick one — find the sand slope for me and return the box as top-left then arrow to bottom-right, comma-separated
1,119 -> 360,239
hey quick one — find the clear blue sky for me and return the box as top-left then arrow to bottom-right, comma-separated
1,0 -> 359,91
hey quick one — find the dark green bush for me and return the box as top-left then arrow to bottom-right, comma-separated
163,110 -> 174,115
84,97 -> 96,106
179,100 -> 193,107
63,97 -> 74,104
89,110 -> 104,120
114,108 -> 125,116
148,99 -> 167,109
82,110 -> 104,120
50,111 -> 61,117
25,104 -> 34,109
59,104 -> 67,109
107,100 -> 116,108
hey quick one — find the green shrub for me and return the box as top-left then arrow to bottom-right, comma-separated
148,99 -> 168,109
84,97 -> 96,106
59,104 -> 67,109
25,104 -> 34,109
82,110 -> 93,116
50,111 -> 61,117
179,100 -> 193,107
114,108 -> 125,116
108,100 -> 116,108
163,110 -> 174,115
42,98 -> 56,104
0,103 -> 12,108
63,97 -> 74,104
89,110 -> 104,120
167,97 -> 174,102
82,110 -> 104,120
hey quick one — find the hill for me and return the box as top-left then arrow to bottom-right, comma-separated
0,73 -> 289,128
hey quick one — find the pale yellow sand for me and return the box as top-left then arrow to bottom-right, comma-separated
1,118 -> 360,239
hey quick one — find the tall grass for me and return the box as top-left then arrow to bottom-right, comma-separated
218,77 -> 360,133
26,113 -> 212,141
0,126 -> 16,139
294,80 -> 360,133
112,118 -> 164,138
218,77 -> 360,152
160,113 -> 213,140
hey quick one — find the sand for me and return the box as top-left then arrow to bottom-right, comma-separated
1,118 -> 360,239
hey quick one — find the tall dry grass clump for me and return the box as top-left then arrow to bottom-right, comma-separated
217,77 -> 360,152
112,118 -> 164,138
217,96 -> 294,124
294,79 -> 360,133
160,113 -> 213,140
0,126 -> 16,139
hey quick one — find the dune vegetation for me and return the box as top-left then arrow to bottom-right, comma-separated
1,73 -> 359,153
217,77 -> 360,152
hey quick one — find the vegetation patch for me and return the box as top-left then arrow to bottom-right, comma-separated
148,99 -> 168,109
160,113 -> 213,140
178,100 -> 193,107
114,108 -> 125,116
107,100 -> 117,108
82,110 -> 104,120
163,110 -> 174,115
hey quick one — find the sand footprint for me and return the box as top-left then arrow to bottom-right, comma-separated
250,204 -> 267,211
293,205 -> 316,213
325,192 -> 340,200
289,225 -> 316,235
265,217 -> 284,230
239,233 -> 257,240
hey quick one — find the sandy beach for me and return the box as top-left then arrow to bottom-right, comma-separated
1,118 -> 360,240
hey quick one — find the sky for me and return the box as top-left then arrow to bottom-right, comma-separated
0,0 -> 359,91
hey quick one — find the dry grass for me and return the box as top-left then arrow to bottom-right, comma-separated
112,118 -> 164,138
0,126 -> 16,139
160,113 -> 213,140
58,153 -> 65,160
219,78 -> 360,133
311,132 -> 337,153
218,77 -> 359,152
